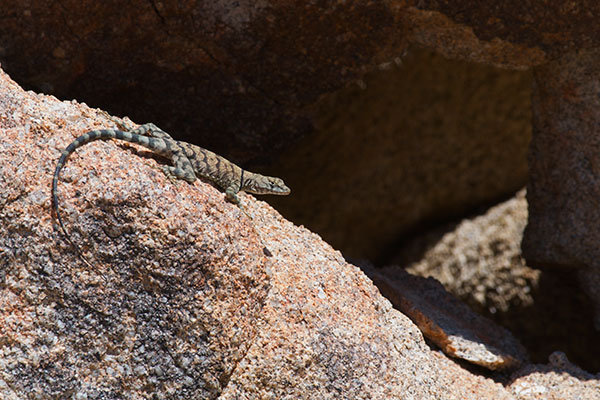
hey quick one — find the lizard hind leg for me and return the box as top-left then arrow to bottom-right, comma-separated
162,164 -> 196,185
104,113 -> 173,141
131,123 -> 175,141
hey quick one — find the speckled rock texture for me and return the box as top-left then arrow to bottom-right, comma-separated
2,66 -> 599,399
390,190 -> 600,373
402,7 -> 546,69
370,267 -> 528,370
0,74 -> 272,398
396,190 -> 535,315
269,48 -> 531,260
0,66 -> 503,399
524,48 -> 600,270
510,352 -> 600,400
415,1 -> 600,58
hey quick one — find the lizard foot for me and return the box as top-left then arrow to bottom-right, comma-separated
161,165 -> 181,186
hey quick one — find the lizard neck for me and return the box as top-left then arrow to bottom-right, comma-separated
240,170 -> 260,193
238,169 -> 245,193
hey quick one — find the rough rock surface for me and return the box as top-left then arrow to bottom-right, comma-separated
522,48 -> 600,329
396,190 -> 535,314
510,352 -> 600,400
524,48 -> 600,269
403,7 -> 546,69
0,66 -> 511,399
391,190 -> 600,372
269,48 -> 531,260
2,65 -> 599,400
0,74 -> 272,398
371,267 -> 528,370
416,1 -> 600,57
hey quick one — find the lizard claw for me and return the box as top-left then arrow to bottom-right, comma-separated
238,203 -> 252,219
161,165 -> 180,186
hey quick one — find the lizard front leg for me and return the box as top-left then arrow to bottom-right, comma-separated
162,152 -> 197,184
225,183 -> 252,218
225,184 -> 241,205
111,121 -> 195,185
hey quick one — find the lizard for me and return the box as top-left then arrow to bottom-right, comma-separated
52,120 -> 291,263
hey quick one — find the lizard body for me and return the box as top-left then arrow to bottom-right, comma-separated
52,123 -> 290,257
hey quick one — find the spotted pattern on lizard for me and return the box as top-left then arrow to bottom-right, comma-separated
52,122 -> 290,257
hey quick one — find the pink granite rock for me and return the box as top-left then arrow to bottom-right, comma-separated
0,65 -> 598,399
1,1 -> 600,327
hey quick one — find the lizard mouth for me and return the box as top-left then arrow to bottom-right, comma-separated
246,182 -> 291,195
249,186 -> 291,195
272,186 -> 291,195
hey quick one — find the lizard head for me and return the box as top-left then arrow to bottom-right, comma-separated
243,174 -> 291,196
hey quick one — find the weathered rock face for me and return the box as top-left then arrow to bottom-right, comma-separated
2,66 -> 599,400
522,48 -> 600,329
509,351 -> 600,400
397,190 -> 535,316
389,190 -> 600,372
370,266 -> 529,370
402,7 -> 546,69
0,67 -> 498,399
2,1 -> 600,391
524,48 -> 600,270
0,0 -> 563,167
416,1 -> 600,56
0,71 -> 272,398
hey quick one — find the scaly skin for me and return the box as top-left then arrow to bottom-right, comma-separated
52,122 -> 290,261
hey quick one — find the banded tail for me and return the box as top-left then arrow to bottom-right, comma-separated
51,129 -> 170,267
